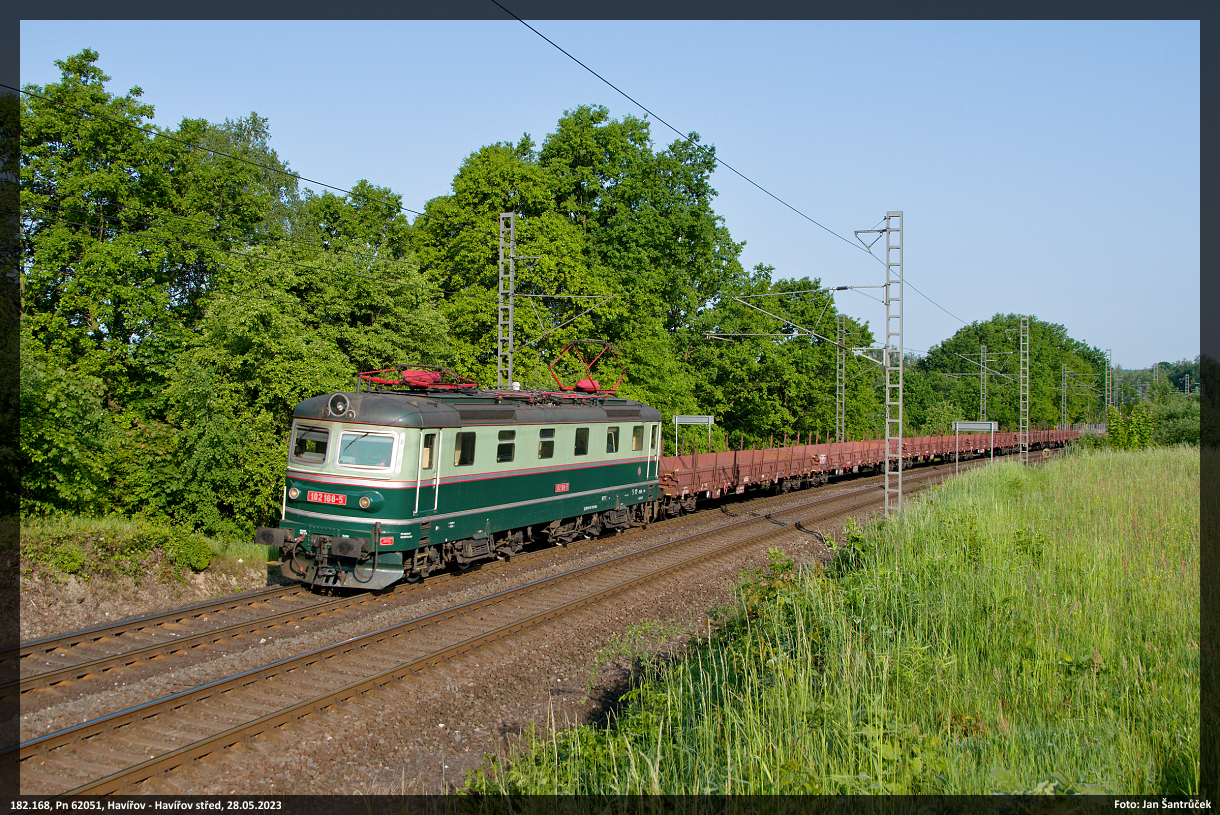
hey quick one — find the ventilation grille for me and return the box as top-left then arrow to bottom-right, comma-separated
457,408 -> 517,423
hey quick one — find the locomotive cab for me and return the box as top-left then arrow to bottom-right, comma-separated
264,405 -> 425,591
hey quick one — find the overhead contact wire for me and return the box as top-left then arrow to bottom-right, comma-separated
4,82 -> 419,215
23,209 -> 497,301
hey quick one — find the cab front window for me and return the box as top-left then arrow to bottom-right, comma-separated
336,431 -> 396,469
290,424 -> 330,465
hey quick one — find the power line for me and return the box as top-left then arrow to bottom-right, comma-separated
15,200 -> 535,309
22,208 -> 625,350
905,279 -> 968,326
23,197 -> 438,282
12,80 -> 547,249
19,60 -> 975,343
23,209 -> 496,301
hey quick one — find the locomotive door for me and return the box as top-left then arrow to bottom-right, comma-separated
413,429 -> 443,515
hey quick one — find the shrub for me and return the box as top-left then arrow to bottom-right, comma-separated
166,534 -> 213,572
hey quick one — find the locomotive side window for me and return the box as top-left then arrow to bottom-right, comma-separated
574,427 -> 589,456
454,432 -> 477,467
650,425 -> 659,451
337,432 -> 395,469
497,429 -> 516,463
290,424 -> 330,465
420,433 -> 436,470
632,425 -> 644,451
607,426 -> 620,454
538,428 -> 555,459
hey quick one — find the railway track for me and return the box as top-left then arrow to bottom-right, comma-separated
14,458 -> 994,795
10,454 -> 976,709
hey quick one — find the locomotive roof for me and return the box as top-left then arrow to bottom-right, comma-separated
293,388 -> 662,429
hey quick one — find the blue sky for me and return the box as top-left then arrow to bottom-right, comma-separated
20,19 -> 1199,370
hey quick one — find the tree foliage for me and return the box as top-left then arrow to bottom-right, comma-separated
904,314 -> 1108,431
1106,403 -> 1154,450
20,53 -> 1140,540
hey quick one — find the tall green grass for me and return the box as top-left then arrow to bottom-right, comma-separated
467,446 -> 1200,795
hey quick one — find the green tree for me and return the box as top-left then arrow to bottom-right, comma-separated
411,105 -> 758,429
20,50 -> 287,417
1107,403 -> 1153,450
295,180 -> 411,256
1150,393 -> 1200,446
154,241 -> 450,535
20,50 -> 452,532
921,399 -> 960,436
1154,357 -> 1201,394
18,325 -> 111,514
910,314 -> 1106,430
412,140 -> 604,386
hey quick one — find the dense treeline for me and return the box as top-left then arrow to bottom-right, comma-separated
20,50 -> 1130,541
903,315 -> 1107,432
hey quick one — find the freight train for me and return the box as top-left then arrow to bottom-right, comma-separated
257,352 -> 1078,591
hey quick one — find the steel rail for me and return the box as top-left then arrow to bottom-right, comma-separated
6,585 -> 308,665
20,451 -> 1055,794
12,587 -> 407,698
72,488 -> 878,794
70,483 -> 897,794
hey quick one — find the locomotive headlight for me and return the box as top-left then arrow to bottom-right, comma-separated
328,393 -> 350,417
355,491 -> 383,512
288,487 -> 301,500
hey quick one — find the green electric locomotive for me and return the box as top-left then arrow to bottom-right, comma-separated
257,363 -> 663,590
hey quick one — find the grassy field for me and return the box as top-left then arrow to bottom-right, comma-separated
467,446 -> 1200,795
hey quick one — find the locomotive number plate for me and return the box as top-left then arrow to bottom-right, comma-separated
307,491 -> 347,506
554,483 -> 569,493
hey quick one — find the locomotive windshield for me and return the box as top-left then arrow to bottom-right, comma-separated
290,424 -> 330,465
337,431 -> 395,469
